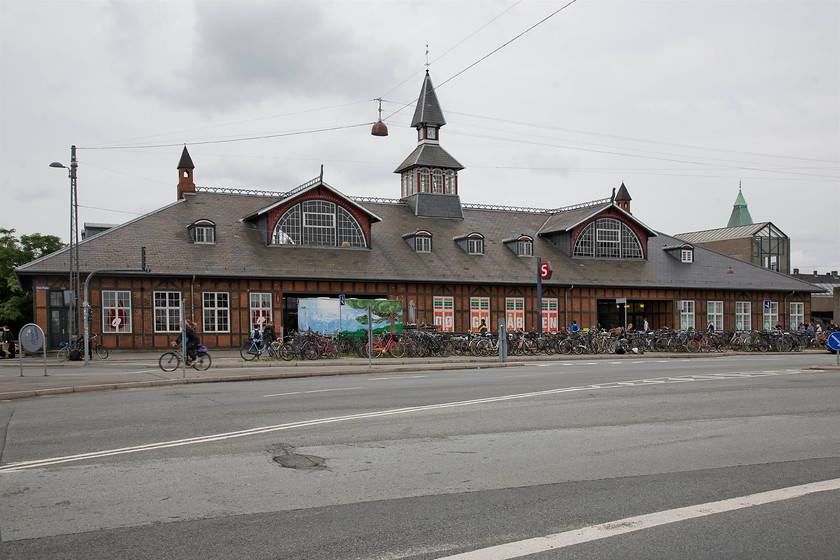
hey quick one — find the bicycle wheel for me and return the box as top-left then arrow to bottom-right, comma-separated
159,352 -> 180,372
388,341 -> 406,358
240,341 -> 259,361
94,344 -> 109,359
192,352 -> 211,371
57,346 -> 69,362
279,342 -> 295,361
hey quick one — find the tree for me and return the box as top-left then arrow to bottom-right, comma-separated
0,228 -> 64,331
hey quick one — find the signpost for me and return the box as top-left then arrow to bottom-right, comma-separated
536,259 -> 551,334
18,323 -> 47,377
827,332 -> 840,366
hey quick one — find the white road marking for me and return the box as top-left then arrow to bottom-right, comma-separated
263,387 -> 362,398
367,375 -> 428,381
437,478 -> 840,559
0,369 -> 807,473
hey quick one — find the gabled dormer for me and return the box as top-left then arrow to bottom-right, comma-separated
395,71 -> 465,218
537,186 -> 656,260
242,176 -> 382,249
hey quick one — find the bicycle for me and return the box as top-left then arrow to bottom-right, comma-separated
363,333 -> 406,358
159,345 -> 211,372
57,333 -> 109,361
239,336 -> 281,360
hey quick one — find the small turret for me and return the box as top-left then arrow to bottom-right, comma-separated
615,182 -> 632,214
177,146 -> 196,200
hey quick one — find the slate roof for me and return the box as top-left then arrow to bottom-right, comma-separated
394,143 -> 464,173
411,71 -> 446,128
177,146 -> 194,169
16,189 -> 820,294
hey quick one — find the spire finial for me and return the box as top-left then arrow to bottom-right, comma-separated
425,43 -> 429,70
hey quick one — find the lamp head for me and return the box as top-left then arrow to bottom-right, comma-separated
49,162 -> 67,169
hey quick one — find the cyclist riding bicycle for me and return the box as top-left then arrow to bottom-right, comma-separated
173,320 -> 201,364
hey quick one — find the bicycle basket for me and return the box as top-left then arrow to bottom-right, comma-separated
197,345 -> 207,353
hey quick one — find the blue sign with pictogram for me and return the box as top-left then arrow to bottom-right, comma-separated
827,332 -> 840,351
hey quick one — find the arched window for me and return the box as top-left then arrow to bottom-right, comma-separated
271,200 -> 366,247
573,218 -> 643,259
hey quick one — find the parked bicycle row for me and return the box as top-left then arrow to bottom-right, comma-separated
233,327 -> 828,361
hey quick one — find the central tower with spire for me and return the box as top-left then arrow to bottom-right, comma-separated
395,70 -> 465,218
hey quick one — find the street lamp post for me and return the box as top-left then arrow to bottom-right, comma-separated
50,145 -> 79,352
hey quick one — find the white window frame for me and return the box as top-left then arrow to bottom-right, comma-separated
679,300 -> 695,331
790,302 -> 804,331
707,300 -> 723,332
415,234 -> 432,253
468,237 -> 484,255
193,225 -> 215,244
154,291 -> 181,333
735,301 -> 751,331
681,249 -> 694,263
763,300 -> 779,330
203,292 -> 230,333
249,292 -> 272,331
102,290 -> 132,333
518,239 -> 534,257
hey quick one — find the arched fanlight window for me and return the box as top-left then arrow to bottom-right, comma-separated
573,218 -> 643,259
188,219 -> 216,244
271,200 -> 366,247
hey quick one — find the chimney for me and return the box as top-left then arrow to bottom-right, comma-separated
177,146 -> 196,200
832,271 -> 838,277
813,270 -> 818,276
793,268 -> 799,275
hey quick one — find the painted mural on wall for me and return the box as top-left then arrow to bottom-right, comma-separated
297,298 -> 403,336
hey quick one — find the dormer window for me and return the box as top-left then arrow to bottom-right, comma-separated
503,235 -> 534,257
415,231 -> 432,253
464,233 -> 485,255
573,218 -> 643,259
518,238 -> 534,257
188,219 -> 216,244
271,200 -> 366,247
663,243 -> 695,263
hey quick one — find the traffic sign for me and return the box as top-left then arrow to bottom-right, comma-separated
827,332 -> 840,351
539,261 -> 552,280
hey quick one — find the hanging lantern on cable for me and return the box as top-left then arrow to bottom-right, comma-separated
371,98 -> 388,137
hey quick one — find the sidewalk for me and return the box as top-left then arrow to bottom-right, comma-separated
1,349 -> 836,401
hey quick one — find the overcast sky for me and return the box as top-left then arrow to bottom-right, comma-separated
1,0 -> 838,272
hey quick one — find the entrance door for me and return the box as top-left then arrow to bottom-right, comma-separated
48,290 -> 68,349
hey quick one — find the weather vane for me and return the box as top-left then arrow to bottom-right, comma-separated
425,43 -> 429,69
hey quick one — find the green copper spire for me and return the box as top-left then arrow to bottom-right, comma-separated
727,184 -> 753,227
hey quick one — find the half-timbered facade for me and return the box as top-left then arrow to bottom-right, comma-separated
16,72 -> 819,350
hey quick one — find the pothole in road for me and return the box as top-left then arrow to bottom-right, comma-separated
270,443 -> 327,470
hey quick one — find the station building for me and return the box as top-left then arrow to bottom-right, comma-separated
16,72 -> 820,350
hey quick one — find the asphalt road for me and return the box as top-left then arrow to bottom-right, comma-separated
1,354 -> 839,559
